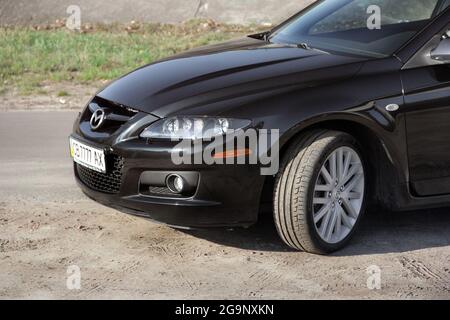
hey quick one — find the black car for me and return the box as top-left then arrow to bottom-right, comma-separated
71,0 -> 450,254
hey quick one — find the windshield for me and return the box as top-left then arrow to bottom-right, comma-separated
270,0 -> 450,58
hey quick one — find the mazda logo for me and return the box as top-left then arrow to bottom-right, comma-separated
90,109 -> 106,130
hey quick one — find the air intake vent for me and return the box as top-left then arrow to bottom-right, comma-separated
76,154 -> 124,194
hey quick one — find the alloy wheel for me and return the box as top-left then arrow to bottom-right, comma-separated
312,146 -> 365,244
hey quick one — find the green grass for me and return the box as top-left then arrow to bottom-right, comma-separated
0,21 -> 263,95
57,90 -> 70,97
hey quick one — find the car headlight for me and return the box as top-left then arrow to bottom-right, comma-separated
140,117 -> 251,140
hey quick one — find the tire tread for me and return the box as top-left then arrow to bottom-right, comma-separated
274,130 -> 359,254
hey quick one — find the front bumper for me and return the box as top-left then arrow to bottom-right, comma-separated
72,133 -> 265,229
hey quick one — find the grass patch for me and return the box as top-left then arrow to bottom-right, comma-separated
0,21 -> 265,94
57,90 -> 70,97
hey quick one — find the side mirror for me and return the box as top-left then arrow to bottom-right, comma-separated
430,37 -> 450,63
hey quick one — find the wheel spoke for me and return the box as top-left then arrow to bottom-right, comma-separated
315,184 -> 333,192
341,163 -> 362,187
313,197 -> 329,205
347,191 -> 362,199
342,198 -> 358,218
330,153 -> 337,180
337,148 -> 344,180
335,206 -> 342,236
314,202 -> 331,223
340,207 -> 354,229
320,167 -> 333,185
326,209 -> 338,241
345,173 -> 363,192
342,151 -> 351,179
319,208 -> 333,239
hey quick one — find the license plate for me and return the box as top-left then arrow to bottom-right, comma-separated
70,137 -> 106,173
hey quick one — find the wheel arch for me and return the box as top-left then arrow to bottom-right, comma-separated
260,114 -> 402,212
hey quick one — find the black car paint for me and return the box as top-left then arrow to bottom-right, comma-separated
97,38 -> 365,118
72,6 -> 450,228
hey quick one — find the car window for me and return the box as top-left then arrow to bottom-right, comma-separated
270,0 -> 449,58
438,0 -> 450,13
310,0 -> 439,35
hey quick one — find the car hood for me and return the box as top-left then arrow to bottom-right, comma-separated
97,37 -> 366,118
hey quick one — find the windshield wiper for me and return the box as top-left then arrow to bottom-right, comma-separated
262,31 -> 272,42
248,31 -> 272,43
297,42 -> 313,50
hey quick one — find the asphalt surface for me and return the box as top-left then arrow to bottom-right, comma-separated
0,111 -> 449,299
0,0 -> 314,25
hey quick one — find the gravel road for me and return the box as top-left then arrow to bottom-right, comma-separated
0,111 -> 449,299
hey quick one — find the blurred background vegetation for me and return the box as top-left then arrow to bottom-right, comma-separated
0,20 -> 265,95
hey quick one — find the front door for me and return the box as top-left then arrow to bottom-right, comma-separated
403,62 -> 450,196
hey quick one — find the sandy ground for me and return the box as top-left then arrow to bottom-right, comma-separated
0,105 -> 449,299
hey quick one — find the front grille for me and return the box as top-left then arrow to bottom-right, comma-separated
81,96 -> 138,134
76,154 -> 124,194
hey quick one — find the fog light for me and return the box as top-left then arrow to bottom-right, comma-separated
166,174 -> 185,194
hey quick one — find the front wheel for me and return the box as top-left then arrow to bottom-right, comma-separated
273,130 -> 367,254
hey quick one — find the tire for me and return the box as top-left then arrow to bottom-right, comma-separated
273,130 -> 367,254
